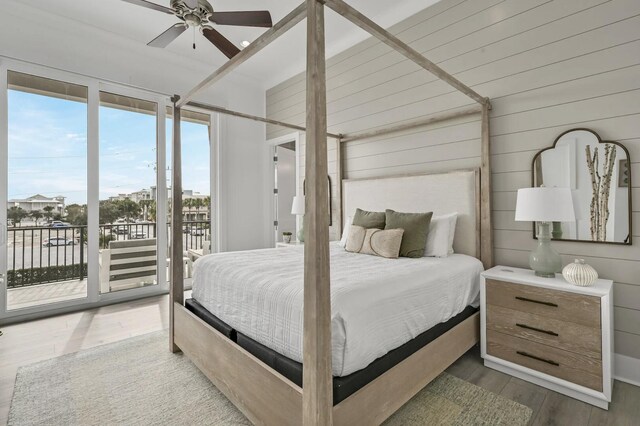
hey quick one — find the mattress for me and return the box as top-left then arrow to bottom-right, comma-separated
191,242 -> 483,377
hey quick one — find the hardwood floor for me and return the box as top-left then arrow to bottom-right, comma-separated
1,294 -> 639,425
445,346 -> 640,426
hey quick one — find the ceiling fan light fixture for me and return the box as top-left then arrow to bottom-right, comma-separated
183,13 -> 201,26
240,40 -> 250,48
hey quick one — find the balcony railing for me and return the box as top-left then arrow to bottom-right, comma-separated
6,221 -> 210,289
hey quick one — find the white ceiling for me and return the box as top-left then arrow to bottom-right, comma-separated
16,0 -> 440,89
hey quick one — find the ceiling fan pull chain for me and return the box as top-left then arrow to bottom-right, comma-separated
193,26 -> 196,50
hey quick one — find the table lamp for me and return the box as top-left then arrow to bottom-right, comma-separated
291,195 -> 305,242
515,187 -> 575,277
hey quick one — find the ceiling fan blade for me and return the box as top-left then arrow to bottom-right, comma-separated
148,23 -> 188,48
121,0 -> 174,14
209,11 -> 273,28
202,27 -> 241,59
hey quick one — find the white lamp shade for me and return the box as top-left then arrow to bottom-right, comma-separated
515,187 -> 575,222
291,195 -> 305,215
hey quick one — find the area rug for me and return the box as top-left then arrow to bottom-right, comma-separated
9,331 -> 531,425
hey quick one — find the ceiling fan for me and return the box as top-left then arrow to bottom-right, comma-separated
122,0 -> 272,59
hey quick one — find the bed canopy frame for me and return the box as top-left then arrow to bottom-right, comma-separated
169,1 -> 492,424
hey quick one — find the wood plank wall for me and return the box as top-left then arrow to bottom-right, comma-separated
265,0 -> 640,361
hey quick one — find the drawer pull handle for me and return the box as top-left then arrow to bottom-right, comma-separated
516,351 -> 560,366
515,296 -> 558,307
516,323 -> 559,336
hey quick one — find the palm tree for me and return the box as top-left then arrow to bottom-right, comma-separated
8,206 -> 27,227
116,199 -> 141,222
148,200 -> 157,222
202,196 -> 211,222
30,210 -> 43,226
42,206 -> 55,223
194,198 -> 205,221
183,198 -> 194,222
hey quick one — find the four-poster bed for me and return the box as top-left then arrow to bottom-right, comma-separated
169,0 -> 493,424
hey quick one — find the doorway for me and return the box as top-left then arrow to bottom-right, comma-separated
268,133 -> 300,245
274,142 -> 297,243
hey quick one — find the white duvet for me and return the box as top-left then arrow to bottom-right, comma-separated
191,242 -> 483,377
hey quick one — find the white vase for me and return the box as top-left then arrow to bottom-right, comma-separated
562,259 -> 598,287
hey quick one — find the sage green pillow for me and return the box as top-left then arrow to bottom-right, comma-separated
352,208 -> 386,229
384,209 -> 433,258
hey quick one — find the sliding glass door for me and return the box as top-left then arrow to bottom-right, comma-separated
0,60 -> 219,321
0,61 -> 175,321
3,71 -> 89,311
98,91 -> 162,294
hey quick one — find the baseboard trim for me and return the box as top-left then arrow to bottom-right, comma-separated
614,353 -> 640,387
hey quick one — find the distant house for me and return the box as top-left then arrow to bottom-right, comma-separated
150,186 -> 210,221
109,189 -> 152,203
182,192 -> 210,221
7,194 -> 65,213
108,187 -> 210,221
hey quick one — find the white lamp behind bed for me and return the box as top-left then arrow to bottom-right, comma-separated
291,195 -> 305,242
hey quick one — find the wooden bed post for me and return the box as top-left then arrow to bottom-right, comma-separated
480,101 -> 493,268
303,0 -> 332,424
170,96 -> 184,353
336,137 -> 343,236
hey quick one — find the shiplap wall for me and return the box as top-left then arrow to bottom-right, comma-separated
266,0 -> 640,361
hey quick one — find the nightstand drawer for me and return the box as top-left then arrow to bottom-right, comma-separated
486,330 -> 603,391
486,279 -> 601,328
486,305 -> 601,359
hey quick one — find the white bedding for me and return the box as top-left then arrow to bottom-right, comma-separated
191,242 -> 483,377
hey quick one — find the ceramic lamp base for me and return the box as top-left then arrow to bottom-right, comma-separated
533,269 -> 557,278
530,222 -> 562,278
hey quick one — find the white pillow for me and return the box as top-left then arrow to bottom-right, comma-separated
424,213 -> 457,257
447,213 -> 458,255
339,216 -> 353,247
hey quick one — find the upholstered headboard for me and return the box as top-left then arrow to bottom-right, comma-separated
342,169 -> 480,258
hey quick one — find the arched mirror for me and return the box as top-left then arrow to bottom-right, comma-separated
532,128 -> 632,244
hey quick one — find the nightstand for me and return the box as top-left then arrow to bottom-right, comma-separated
480,266 -> 613,409
276,241 -> 303,248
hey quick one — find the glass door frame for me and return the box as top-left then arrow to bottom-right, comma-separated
0,58 -> 173,322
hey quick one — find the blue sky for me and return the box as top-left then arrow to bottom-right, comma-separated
8,90 -> 210,205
